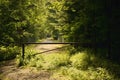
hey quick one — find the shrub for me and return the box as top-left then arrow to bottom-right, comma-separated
0,46 -> 20,61
16,46 -> 37,66
41,53 -> 70,70
70,52 -> 90,69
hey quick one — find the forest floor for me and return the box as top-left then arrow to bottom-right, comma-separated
0,39 -> 64,80
0,60 -> 53,80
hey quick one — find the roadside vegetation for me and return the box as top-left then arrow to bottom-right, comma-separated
16,46 -> 120,80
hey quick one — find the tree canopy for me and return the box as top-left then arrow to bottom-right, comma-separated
0,0 -> 120,62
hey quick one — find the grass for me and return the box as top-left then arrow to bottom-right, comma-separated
16,46 -> 120,80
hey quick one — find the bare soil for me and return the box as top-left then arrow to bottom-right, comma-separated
0,39 -> 63,80
0,59 -> 55,80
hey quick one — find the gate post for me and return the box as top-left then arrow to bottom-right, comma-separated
22,43 -> 25,59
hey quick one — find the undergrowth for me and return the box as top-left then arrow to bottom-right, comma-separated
16,46 -> 120,80
0,46 -> 20,61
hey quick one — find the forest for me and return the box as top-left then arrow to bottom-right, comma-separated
0,0 -> 120,80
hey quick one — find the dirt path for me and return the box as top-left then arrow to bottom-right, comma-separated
35,38 -> 63,52
0,63 -> 52,80
0,58 -> 53,80
0,39 -> 63,80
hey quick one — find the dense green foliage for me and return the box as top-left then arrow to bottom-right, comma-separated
36,0 -> 120,62
0,0 -> 48,46
0,0 -> 48,60
62,0 -> 120,62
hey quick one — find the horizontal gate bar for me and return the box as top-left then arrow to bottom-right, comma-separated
24,42 -> 80,44
21,42 -> 80,59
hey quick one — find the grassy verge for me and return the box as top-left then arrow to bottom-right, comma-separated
16,46 -> 120,80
